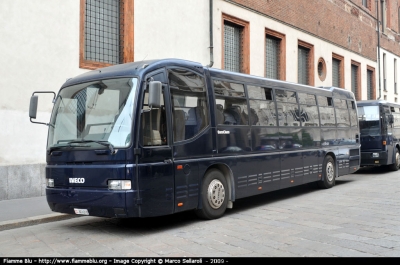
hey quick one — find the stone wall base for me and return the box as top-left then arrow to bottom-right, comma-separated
0,164 -> 46,201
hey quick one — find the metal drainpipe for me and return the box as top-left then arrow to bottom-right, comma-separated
376,0 -> 382,100
206,0 -> 214,68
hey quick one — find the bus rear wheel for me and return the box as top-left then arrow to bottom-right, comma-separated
318,155 -> 335,189
389,149 -> 400,171
195,169 -> 228,220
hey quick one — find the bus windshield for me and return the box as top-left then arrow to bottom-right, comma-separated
358,105 -> 380,136
47,77 -> 137,150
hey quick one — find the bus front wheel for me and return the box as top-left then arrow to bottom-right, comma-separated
195,169 -> 228,220
318,155 -> 335,189
389,149 -> 400,171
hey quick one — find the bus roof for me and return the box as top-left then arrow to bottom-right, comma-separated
60,58 -> 355,101
357,100 -> 400,108
61,58 -> 204,88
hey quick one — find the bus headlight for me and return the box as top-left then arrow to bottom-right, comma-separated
108,180 -> 131,190
46,178 -> 54,187
372,153 -> 379,158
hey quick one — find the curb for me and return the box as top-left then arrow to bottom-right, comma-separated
0,213 -> 80,231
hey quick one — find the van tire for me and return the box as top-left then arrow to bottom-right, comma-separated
318,155 -> 335,189
389,149 -> 400,171
195,169 -> 228,220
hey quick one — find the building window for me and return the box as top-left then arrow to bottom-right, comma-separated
298,41 -> 314,86
395,59 -> 398,94
222,14 -> 249,74
80,0 -> 134,70
381,0 -> 387,30
367,66 -> 376,100
362,0 -> 370,9
351,61 -> 361,100
332,53 -> 344,88
265,29 -> 285,80
383,53 -> 387,91
398,7 -> 400,33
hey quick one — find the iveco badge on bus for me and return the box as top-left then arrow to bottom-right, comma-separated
69,178 -> 85,183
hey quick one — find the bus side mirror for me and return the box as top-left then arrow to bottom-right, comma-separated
29,95 -> 38,119
148,81 -> 162,108
29,91 -> 56,126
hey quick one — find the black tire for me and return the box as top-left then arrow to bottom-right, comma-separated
388,149 -> 400,171
318,155 -> 335,189
195,169 -> 228,220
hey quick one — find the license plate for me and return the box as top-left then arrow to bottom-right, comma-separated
74,208 -> 89,215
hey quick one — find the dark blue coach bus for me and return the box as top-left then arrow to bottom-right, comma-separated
29,58 -> 360,220
357,100 -> 400,170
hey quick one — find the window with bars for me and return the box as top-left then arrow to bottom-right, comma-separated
222,14 -> 249,74
398,7 -> 400,33
381,0 -> 387,30
367,69 -> 373,100
266,35 -> 280,79
395,59 -> 398,94
298,46 -> 310,85
80,0 -> 133,69
383,53 -> 387,91
85,0 -> 120,64
224,21 -> 242,73
351,64 -> 359,100
332,58 -> 341,87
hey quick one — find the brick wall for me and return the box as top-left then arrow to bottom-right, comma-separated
227,0 -> 382,60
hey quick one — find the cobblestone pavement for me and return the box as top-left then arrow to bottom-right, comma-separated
1,166 -> 400,257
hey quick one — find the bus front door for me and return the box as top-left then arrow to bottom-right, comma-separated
137,145 -> 174,217
136,74 -> 175,217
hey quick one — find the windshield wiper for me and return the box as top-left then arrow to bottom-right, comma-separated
68,140 -> 115,153
49,139 -> 115,153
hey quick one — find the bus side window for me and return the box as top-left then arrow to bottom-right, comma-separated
168,68 -> 209,142
213,80 -> 248,126
248,85 -> 275,126
215,97 -> 248,125
349,100 -> 358,128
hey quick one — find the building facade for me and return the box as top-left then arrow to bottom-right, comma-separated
0,0 -> 399,200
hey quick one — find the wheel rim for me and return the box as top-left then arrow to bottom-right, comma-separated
207,179 -> 225,209
326,161 -> 334,182
396,152 -> 400,168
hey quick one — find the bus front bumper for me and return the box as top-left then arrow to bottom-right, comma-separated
360,151 -> 388,166
46,188 -> 139,218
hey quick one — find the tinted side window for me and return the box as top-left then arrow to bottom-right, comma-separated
248,85 -> 276,126
335,109 -> 350,127
348,101 -> 358,128
213,80 -> 245,97
317,96 -> 333,107
277,102 -> 300,126
214,80 -> 248,126
319,96 -> 335,127
334,98 -> 350,127
168,68 -> 209,142
249,100 -> 276,126
298,92 -> 316,105
248,86 -> 273,100
298,94 -> 319,127
275,89 -> 297,103
275,89 -> 299,126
